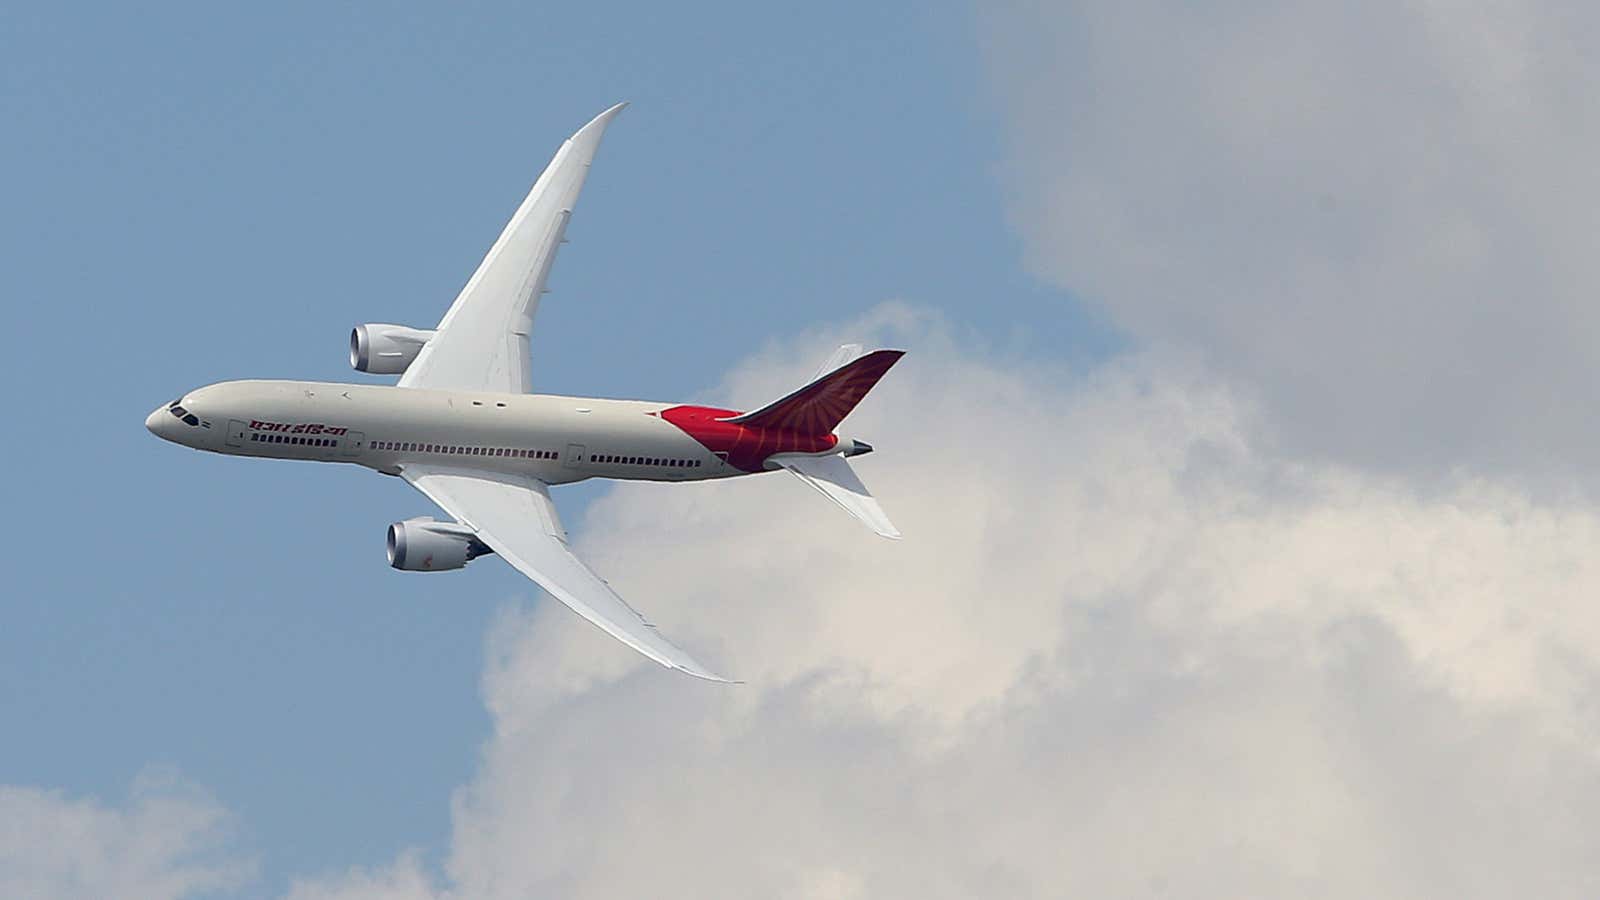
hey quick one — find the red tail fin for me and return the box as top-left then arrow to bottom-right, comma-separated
722,349 -> 905,434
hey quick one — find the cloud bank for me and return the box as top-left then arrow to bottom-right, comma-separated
979,0 -> 1600,479
281,305 -> 1600,899
0,771 -> 252,900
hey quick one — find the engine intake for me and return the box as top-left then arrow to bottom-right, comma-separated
386,518 -> 492,572
351,324 -> 436,374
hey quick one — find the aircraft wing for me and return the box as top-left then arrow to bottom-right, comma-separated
400,463 -> 735,682
399,103 -> 626,394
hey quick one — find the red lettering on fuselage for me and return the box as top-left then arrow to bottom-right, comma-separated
248,420 -> 348,436
659,405 -> 836,472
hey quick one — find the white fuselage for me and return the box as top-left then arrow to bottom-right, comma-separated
146,380 -> 765,484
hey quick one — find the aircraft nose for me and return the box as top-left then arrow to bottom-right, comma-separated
146,406 -> 173,439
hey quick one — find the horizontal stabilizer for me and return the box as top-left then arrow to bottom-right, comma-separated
723,347 -> 904,435
775,453 -> 901,539
809,343 -> 867,381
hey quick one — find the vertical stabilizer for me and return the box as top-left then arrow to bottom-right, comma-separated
722,348 -> 904,435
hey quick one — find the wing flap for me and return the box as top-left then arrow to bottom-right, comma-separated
401,464 -> 736,682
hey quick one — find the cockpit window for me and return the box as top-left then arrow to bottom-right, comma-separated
170,406 -> 187,417
183,414 -> 199,426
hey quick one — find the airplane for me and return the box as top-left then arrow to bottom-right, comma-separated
144,103 -> 904,683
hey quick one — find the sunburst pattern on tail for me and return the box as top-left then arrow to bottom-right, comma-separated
721,349 -> 905,435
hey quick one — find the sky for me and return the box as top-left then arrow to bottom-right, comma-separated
6,1 -> 1600,898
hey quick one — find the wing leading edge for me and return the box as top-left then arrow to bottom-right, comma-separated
401,464 -> 736,683
400,103 -> 626,394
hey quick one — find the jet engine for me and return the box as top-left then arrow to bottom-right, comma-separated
351,324 -> 437,374
386,518 -> 493,572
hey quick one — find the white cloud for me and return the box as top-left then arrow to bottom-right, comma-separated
287,307 -> 1600,898
0,770 -> 253,900
977,1 -> 1600,478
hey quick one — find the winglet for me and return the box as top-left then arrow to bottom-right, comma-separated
676,662 -> 743,684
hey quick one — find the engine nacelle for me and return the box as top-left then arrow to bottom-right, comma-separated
386,517 -> 492,572
351,323 -> 436,374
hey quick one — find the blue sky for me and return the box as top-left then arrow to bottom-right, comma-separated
2,3 -> 1106,894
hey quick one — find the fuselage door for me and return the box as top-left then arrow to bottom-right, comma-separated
225,420 -> 248,448
342,431 -> 365,458
564,443 -> 586,468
